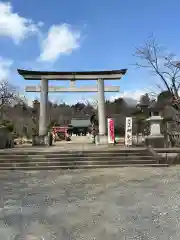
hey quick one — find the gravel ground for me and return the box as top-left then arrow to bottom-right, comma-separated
0,167 -> 180,239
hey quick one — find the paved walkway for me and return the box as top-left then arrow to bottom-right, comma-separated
0,136 -> 111,153
0,142 -> 144,153
1,136 -> 180,153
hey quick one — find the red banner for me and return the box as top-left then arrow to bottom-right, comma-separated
108,118 -> 115,143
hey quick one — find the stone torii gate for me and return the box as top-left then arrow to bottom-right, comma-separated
18,69 -> 127,143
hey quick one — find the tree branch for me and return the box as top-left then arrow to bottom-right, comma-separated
134,37 -> 179,97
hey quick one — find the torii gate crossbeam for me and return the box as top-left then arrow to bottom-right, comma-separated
18,69 -> 127,144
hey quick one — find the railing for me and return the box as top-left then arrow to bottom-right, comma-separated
170,132 -> 180,146
163,120 -> 180,147
132,134 -> 146,146
164,132 -> 180,147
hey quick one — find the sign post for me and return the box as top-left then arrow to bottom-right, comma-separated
107,118 -> 115,144
125,117 -> 133,146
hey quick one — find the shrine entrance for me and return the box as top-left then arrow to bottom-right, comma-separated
18,69 -> 127,144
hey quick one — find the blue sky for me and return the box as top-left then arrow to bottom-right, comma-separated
0,0 -> 180,105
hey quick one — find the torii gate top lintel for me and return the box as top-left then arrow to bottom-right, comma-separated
17,69 -> 127,80
17,68 -> 127,138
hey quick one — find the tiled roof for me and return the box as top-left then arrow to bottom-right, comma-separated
71,119 -> 91,127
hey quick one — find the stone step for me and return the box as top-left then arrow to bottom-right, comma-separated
0,148 -> 149,155
155,148 -> 180,153
0,155 -> 156,162
0,151 -> 152,158
0,159 -> 157,167
44,151 -> 152,156
0,151 -> 150,156
0,163 -> 169,171
41,155 -> 154,160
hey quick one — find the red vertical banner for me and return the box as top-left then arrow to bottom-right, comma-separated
108,118 -> 115,143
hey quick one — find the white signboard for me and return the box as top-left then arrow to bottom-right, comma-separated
125,117 -> 133,146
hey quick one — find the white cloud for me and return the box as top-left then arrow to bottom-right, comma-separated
109,90 -> 147,103
0,2 -> 42,44
27,99 -> 36,107
38,24 -> 81,62
0,57 -> 13,80
21,96 -> 36,107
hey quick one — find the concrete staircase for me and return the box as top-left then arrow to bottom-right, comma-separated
0,148 -> 168,170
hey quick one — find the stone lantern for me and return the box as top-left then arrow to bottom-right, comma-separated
145,114 -> 164,148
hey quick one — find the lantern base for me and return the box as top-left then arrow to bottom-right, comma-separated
145,135 -> 165,148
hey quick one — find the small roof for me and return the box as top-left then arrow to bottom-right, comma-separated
71,119 -> 91,127
17,69 -> 127,80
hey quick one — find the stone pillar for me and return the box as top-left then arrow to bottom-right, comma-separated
39,78 -> 48,136
145,116 -> 164,148
97,78 -> 107,144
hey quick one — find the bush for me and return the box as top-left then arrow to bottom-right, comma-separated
1,120 -> 14,132
32,128 -> 38,136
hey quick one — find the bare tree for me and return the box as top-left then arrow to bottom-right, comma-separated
135,38 -> 180,146
135,37 -> 180,104
0,80 -> 20,110
88,99 -> 98,110
0,79 -> 28,133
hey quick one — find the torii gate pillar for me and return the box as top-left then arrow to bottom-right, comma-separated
17,68 -> 127,143
39,78 -> 108,138
97,79 -> 106,137
39,79 -> 48,136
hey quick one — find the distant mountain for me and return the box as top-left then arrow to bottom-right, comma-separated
123,97 -> 137,106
